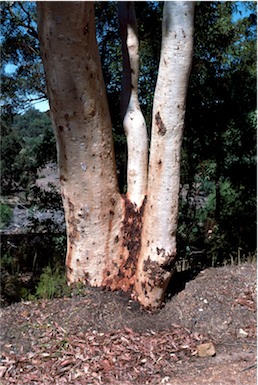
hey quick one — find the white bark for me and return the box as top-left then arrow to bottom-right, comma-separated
118,2 -> 148,208
37,1 -> 195,308
37,2 -> 129,288
135,2 -> 195,308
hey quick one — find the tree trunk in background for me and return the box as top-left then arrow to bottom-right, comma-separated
118,2 -> 148,209
37,1 -> 195,309
135,2 -> 195,308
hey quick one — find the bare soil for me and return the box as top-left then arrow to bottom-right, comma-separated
0,263 -> 256,384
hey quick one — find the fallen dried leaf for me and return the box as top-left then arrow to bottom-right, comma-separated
60,359 -> 76,367
124,326 -> 134,334
0,366 -> 7,378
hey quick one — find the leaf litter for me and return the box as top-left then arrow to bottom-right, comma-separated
0,263 -> 256,384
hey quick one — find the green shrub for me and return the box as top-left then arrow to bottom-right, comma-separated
1,253 -> 20,275
0,204 -> 13,228
35,266 -> 71,300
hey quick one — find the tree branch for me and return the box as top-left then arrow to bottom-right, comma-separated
118,1 -> 148,208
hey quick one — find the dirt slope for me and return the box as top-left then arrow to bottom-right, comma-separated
0,263 -> 256,384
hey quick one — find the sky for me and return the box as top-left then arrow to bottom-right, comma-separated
32,98 -> 50,112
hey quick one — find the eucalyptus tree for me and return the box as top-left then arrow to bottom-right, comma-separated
1,2 -> 45,114
3,1 -> 256,294
37,1 -> 195,309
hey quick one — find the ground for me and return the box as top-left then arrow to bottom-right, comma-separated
0,263 -> 256,385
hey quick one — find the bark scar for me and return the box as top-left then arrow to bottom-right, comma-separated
155,112 -> 166,136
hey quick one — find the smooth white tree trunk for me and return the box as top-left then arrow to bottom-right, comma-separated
118,2 -> 148,209
135,2 -> 195,308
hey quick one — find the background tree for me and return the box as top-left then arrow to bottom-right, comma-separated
1,108 -> 56,195
180,1 -> 257,264
1,2 -> 46,115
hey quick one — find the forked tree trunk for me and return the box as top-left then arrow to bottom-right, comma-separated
37,1 -> 195,309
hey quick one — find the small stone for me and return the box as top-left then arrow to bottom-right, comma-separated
161,376 -> 171,384
238,328 -> 248,338
197,342 -> 216,357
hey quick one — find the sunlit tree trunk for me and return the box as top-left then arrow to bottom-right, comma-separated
37,2 -> 132,290
135,2 -> 195,308
118,2 -> 148,209
37,1 -> 195,309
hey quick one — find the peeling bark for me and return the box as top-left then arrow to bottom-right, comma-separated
102,195 -> 146,291
135,2 -> 195,309
118,2 -> 148,208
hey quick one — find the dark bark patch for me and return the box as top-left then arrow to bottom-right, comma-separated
60,174 -> 67,182
156,247 -> 165,256
143,253 -> 176,289
67,198 -> 78,246
118,269 -> 124,278
82,271 -> 90,285
83,23 -> 89,35
58,125 -> 64,132
122,195 -> 146,272
157,247 -> 177,272
103,197 -> 146,292
141,281 -> 148,297
104,196 -> 146,291
143,258 -> 166,287
104,204 -> 116,267
155,112 -> 166,136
